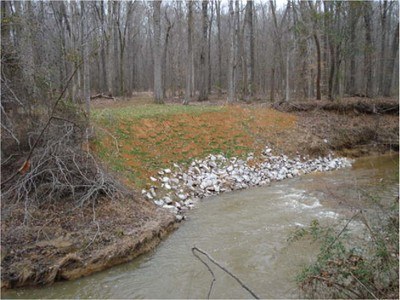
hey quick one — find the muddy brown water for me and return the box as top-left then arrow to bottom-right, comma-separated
4,153 -> 398,299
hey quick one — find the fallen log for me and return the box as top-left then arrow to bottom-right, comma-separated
273,99 -> 399,115
90,93 -> 115,100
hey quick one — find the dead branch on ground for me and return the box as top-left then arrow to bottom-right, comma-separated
1,118 -> 126,223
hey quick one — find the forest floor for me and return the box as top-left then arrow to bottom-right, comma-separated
1,94 -> 398,290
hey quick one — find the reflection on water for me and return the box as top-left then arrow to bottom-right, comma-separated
4,153 -> 398,299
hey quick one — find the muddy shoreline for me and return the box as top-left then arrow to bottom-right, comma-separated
1,100 -> 398,291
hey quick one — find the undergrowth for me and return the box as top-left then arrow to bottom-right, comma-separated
290,196 -> 399,299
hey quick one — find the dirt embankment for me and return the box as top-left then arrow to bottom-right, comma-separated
1,194 -> 177,289
273,98 -> 399,157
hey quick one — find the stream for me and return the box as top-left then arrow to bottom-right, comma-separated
4,153 -> 398,299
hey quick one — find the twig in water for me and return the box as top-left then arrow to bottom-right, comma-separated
191,247 -> 216,299
192,246 -> 259,299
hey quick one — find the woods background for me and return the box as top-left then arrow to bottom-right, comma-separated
2,0 -> 399,106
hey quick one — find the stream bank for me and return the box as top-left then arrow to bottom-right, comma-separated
1,99 -> 398,291
3,153 -> 398,299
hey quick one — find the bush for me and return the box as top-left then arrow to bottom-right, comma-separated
291,198 -> 399,299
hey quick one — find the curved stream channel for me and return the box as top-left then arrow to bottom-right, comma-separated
5,154 -> 398,299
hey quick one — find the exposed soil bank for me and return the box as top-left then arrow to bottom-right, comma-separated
1,97 -> 398,290
281,98 -> 399,157
1,195 -> 177,289
273,97 -> 398,115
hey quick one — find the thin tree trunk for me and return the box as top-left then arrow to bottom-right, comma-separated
112,1 -> 120,96
379,1 -> 387,95
234,0 -> 240,98
314,34 -> 322,100
184,0 -> 193,105
364,1 -> 374,98
100,1 -> 108,93
285,49 -> 289,101
244,0 -> 254,98
228,0 -> 236,103
216,0 -> 222,95
153,0 -> 163,104
383,22 -> 399,96
81,1 -> 90,116
162,11 -> 172,99
198,1 -> 208,101
270,67 -> 275,101
270,0 -> 286,101
347,1 -> 358,96
208,1 -> 214,94
307,1 -> 322,100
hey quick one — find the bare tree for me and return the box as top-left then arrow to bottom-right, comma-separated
1,0 -> 398,108
346,1 -> 360,97
183,0 -> 193,105
228,0 -> 236,102
81,1 -> 90,116
162,7 -> 174,98
153,0 -> 163,104
216,0 -> 222,95
244,0 -> 254,98
208,0 -> 214,94
307,1 -> 322,100
363,1 -> 374,98
384,21 -> 399,96
198,1 -> 209,101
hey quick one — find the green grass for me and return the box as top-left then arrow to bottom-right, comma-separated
92,103 -> 225,123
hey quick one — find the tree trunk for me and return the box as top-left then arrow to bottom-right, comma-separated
106,1 -> 113,95
184,0 -> 193,105
285,49 -> 290,102
216,0 -> 222,95
244,0 -> 254,98
112,1 -> 120,96
379,1 -> 388,95
162,11 -> 172,99
347,1 -> 358,96
270,0 -> 286,101
383,22 -> 399,96
364,1 -> 374,98
228,0 -> 236,103
99,1 -> 107,93
307,1 -> 322,100
324,1 -> 336,100
81,1 -> 90,116
234,0 -> 241,98
198,1 -> 208,101
270,67 -> 275,101
314,34 -> 322,100
208,1 -> 214,94
153,0 -> 163,104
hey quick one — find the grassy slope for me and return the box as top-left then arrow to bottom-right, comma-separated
92,101 -> 297,188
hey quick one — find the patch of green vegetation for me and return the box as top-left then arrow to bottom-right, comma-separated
291,196 -> 399,299
92,104 -> 225,123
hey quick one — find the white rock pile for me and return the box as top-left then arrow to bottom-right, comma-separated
142,146 -> 352,221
